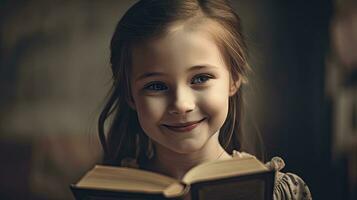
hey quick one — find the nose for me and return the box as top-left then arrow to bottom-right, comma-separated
168,86 -> 195,115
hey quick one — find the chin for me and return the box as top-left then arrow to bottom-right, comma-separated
166,140 -> 207,154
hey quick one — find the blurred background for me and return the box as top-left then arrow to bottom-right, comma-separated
0,0 -> 356,199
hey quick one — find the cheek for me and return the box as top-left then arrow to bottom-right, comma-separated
199,81 -> 230,124
135,96 -> 167,127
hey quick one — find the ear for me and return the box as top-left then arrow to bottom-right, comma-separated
229,77 -> 242,96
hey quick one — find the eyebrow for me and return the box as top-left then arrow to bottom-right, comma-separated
188,64 -> 218,71
135,72 -> 166,82
135,64 -> 218,82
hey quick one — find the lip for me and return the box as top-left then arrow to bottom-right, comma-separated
162,118 -> 206,132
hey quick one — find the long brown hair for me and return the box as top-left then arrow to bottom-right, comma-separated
98,0 -> 251,166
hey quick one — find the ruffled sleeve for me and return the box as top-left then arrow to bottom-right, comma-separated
232,152 -> 312,200
266,157 -> 312,200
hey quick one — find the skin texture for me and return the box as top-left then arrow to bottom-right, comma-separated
130,24 -> 239,179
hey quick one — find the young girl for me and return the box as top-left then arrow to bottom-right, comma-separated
98,0 -> 312,199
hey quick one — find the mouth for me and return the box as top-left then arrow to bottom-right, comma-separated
162,118 -> 206,132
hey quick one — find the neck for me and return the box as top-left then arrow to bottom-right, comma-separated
143,132 -> 232,180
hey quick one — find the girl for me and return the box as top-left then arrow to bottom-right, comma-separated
98,0 -> 312,199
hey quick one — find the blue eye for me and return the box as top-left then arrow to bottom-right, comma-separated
191,74 -> 212,84
144,82 -> 168,91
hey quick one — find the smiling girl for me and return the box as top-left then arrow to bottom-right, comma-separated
98,0 -> 312,199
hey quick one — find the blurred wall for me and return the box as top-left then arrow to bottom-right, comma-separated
0,1 -> 136,199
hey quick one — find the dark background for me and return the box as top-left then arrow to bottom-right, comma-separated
1,0 -> 356,199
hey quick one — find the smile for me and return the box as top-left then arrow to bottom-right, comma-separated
162,118 -> 206,132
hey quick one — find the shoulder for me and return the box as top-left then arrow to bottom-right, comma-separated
266,157 -> 312,200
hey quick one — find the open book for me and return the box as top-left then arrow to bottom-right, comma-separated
71,156 -> 275,200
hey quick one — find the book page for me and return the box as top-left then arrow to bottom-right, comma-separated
182,157 -> 268,184
76,165 -> 183,194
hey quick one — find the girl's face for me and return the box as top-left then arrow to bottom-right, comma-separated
130,25 -> 238,154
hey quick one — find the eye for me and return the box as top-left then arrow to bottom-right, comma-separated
143,82 -> 168,91
191,74 -> 213,84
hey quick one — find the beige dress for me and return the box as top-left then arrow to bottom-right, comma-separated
121,151 -> 312,200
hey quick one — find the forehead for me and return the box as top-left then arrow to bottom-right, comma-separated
131,22 -> 226,76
